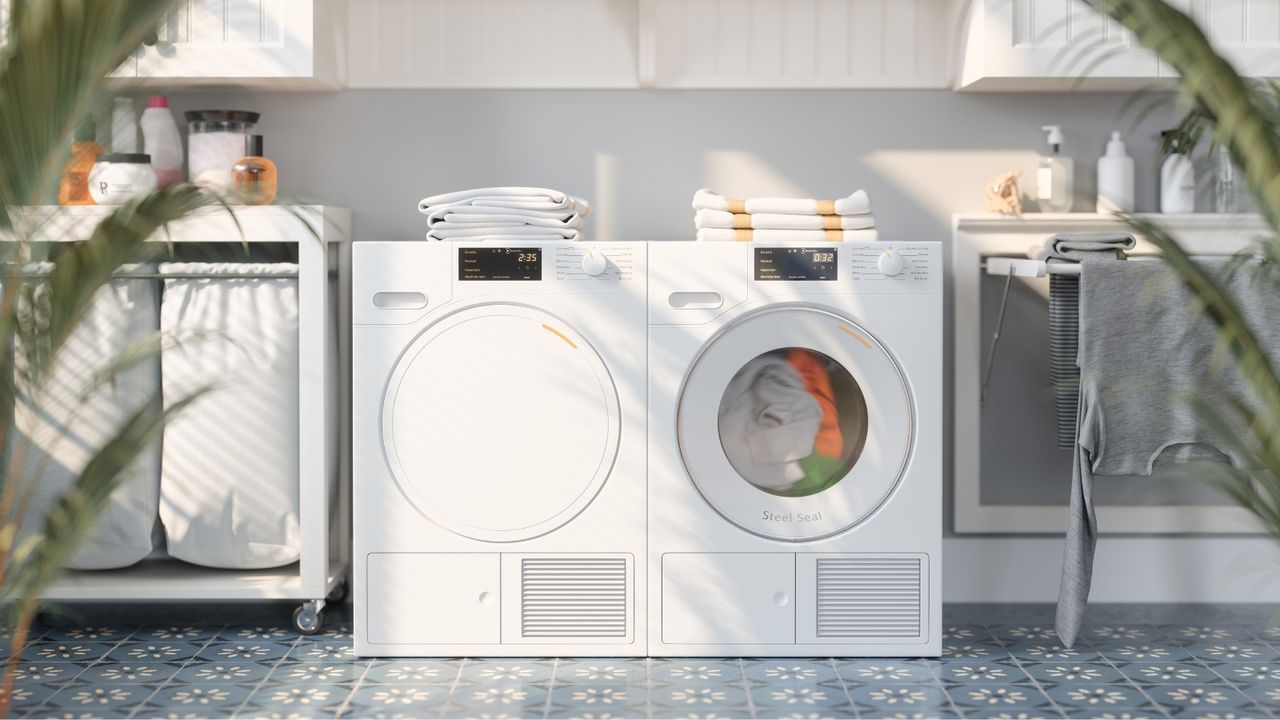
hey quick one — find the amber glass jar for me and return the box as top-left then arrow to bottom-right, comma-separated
232,135 -> 277,205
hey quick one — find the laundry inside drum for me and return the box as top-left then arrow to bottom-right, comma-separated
717,348 -> 869,498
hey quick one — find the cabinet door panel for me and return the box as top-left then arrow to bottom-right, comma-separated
137,0 -> 313,79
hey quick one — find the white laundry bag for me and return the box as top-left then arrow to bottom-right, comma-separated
159,263 -> 300,569
12,263 -> 162,570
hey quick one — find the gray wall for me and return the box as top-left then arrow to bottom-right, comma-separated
164,88 -> 1280,602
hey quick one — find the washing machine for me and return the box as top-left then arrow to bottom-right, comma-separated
353,241 -> 647,657
649,241 -> 941,657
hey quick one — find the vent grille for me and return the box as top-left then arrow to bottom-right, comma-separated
816,556 -> 922,638
521,557 -> 628,638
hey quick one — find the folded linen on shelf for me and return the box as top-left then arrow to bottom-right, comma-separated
693,188 -> 872,216
424,205 -> 585,228
695,208 -> 876,231
1055,258 -> 1280,647
11,263 -> 161,570
696,228 -> 879,243
1028,232 -> 1136,262
427,223 -> 580,241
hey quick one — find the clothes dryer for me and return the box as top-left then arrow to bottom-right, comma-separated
353,241 -> 647,657
648,241 -> 941,657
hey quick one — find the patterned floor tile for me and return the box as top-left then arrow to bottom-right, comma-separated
554,659 -> 645,685
744,660 -> 839,685
146,683 -> 255,709
650,659 -> 743,685
960,709 -> 1057,719
753,707 -> 856,719
215,625 -> 296,643
1142,683 -> 1255,710
460,683 -> 551,710
547,684 -> 644,715
106,642 -> 202,663
836,659 -> 936,684
172,660 -> 272,684
196,641 -> 291,663
459,660 -> 555,685
1095,642 -> 1192,663
44,682 -> 156,710
363,659 -> 461,684
75,661 -> 180,685
1022,662 -> 1124,684
943,642 -> 1009,660
1167,625 -> 1255,645
846,684 -> 951,710
947,683 -> 1054,709
1003,642 -> 1100,663
21,641 -> 114,662
1239,680 -> 1280,707
988,625 -> 1062,645
1060,706 -> 1163,718
1185,641 -> 1279,662
1214,662 -> 1280,684
3,680 -> 59,708
40,626 -> 132,643
1042,682 -> 1152,709
937,660 -> 1028,684
283,641 -> 354,662
269,660 -> 364,685
9,661 -> 87,683
244,681 -> 353,711
1083,625 -> 1166,644
751,681 -> 848,708
131,625 -> 220,643
345,684 -> 448,713
1118,661 -> 1222,684
651,682 -> 750,709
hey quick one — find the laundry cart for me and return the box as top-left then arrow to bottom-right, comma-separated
7,205 -> 351,634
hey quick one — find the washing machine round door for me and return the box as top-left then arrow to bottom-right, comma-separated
677,305 -> 913,541
382,303 -> 620,542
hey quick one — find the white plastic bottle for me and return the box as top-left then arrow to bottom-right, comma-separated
112,97 -> 138,154
1037,125 -> 1074,212
1160,130 -> 1196,214
1096,130 -> 1135,213
141,96 -> 184,187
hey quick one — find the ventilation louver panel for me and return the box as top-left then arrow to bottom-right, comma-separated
521,557 -> 628,638
816,556 -> 922,638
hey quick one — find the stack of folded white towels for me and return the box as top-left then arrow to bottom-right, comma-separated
418,186 -> 590,241
692,188 -> 878,242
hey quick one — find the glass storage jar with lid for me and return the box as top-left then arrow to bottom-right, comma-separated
186,110 -> 260,190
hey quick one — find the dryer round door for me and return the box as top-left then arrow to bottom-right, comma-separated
382,303 -> 620,542
677,305 -> 913,541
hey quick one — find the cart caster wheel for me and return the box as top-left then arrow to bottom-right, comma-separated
326,579 -> 349,604
293,603 -> 325,635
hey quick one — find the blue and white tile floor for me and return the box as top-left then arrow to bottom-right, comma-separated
7,602 -> 1280,718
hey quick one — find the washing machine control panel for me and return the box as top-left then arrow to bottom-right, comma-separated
458,247 -> 543,281
454,244 -> 641,285
553,245 -> 639,282
753,247 -> 838,281
847,243 -> 935,281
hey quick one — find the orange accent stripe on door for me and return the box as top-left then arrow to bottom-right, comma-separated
543,324 -> 577,348
837,324 -> 872,348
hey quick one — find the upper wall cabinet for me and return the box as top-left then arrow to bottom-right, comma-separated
129,0 -> 345,88
346,0 -> 958,89
959,0 -> 1280,90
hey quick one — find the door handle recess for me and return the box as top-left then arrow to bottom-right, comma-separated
373,291 -> 427,309
668,291 -> 722,309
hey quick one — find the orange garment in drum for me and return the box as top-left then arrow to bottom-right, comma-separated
786,349 -> 843,458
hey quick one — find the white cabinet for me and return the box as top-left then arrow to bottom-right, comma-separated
346,0 -> 957,89
134,0 -> 341,87
959,0 -> 1280,89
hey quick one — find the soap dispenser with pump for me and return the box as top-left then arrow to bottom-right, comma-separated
1038,125 -> 1074,212
1097,130 -> 1135,213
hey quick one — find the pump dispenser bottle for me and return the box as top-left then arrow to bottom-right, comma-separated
1097,130 -> 1135,212
1038,125 -> 1074,212
1160,130 -> 1196,214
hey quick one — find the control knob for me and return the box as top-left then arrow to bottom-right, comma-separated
582,249 -> 608,277
878,250 -> 905,276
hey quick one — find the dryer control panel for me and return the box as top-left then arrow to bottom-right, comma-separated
846,243 -> 935,281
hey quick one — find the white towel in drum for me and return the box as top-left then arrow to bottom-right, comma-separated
696,228 -> 880,243
158,263 -> 300,570
693,188 -> 872,216
718,355 -> 822,493
695,208 -> 876,231
11,263 -> 161,570
427,223 -> 580,241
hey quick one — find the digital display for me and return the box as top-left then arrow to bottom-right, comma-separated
459,247 -> 542,281
754,247 -> 838,281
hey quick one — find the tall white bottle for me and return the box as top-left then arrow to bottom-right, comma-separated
112,97 -> 138,154
1096,131 -> 1135,213
1038,125 -> 1074,212
141,96 -> 184,187
1160,130 -> 1196,214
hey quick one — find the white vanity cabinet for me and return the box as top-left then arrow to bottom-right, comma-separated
959,0 -> 1280,89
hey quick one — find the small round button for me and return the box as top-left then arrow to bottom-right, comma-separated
773,591 -> 790,607
878,250 -> 905,276
478,591 -> 494,606
582,250 -> 608,277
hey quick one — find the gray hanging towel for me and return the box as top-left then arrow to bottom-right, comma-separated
1056,257 -> 1280,647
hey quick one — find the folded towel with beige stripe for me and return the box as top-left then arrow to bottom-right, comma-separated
695,228 -> 879,243
695,208 -> 876,231
693,188 -> 872,216
417,186 -> 589,241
